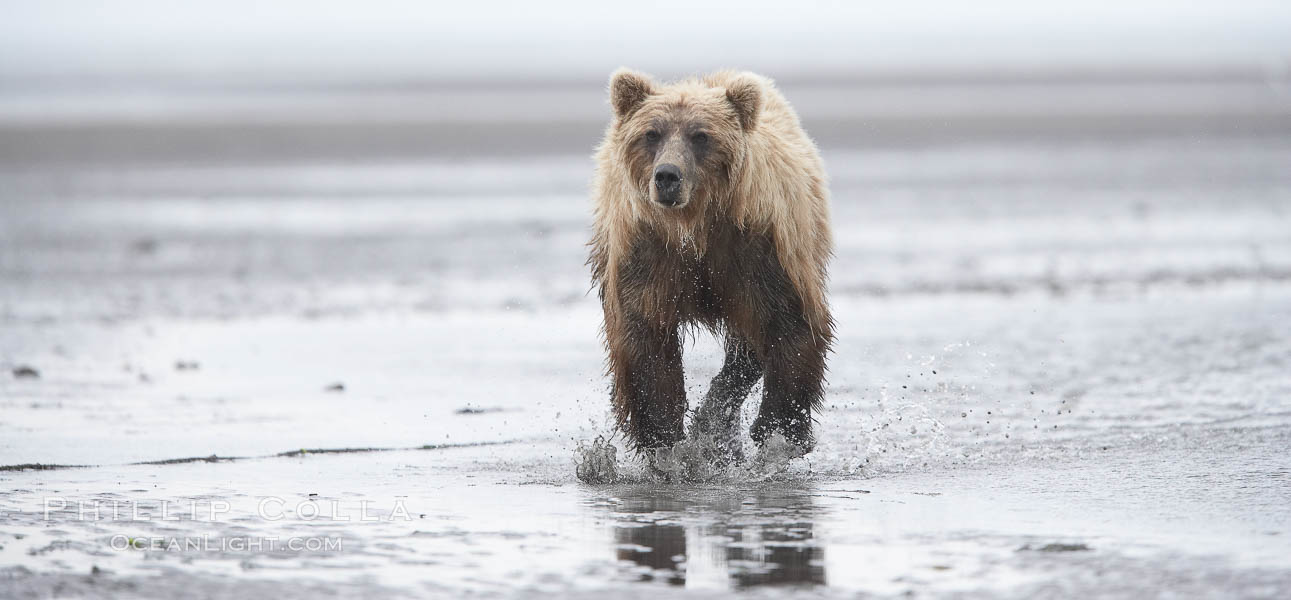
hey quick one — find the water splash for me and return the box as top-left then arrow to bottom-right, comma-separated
642,429 -> 745,482
574,436 -> 619,484
810,402 -> 951,477
574,430 -> 811,484
746,433 -> 809,478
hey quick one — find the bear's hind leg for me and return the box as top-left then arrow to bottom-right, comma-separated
691,335 -> 762,462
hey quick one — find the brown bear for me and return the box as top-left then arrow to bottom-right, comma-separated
588,68 -> 833,459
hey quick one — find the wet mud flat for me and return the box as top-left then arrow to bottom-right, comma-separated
3,79 -> 1291,597
3,284 -> 1289,598
1,416 -> 1288,598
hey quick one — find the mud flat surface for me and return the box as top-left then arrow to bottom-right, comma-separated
2,80 -> 1291,597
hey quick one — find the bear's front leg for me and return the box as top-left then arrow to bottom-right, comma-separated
606,314 -> 687,450
750,319 -> 828,453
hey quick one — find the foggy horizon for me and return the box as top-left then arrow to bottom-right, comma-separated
4,0 -> 1291,90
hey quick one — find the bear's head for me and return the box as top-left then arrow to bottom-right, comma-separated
607,68 -> 761,214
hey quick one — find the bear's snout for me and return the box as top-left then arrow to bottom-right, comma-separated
652,163 -> 683,207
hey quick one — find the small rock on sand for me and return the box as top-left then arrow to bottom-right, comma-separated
13,365 -> 40,379
1020,542 -> 1092,553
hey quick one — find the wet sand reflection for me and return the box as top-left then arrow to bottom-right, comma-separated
600,487 -> 826,589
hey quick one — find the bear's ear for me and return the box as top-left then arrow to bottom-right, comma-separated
725,75 -> 762,132
609,68 -> 654,120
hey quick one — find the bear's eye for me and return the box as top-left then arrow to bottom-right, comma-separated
691,132 -> 709,145
644,130 -> 661,144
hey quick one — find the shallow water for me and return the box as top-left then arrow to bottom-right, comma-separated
2,117 -> 1291,596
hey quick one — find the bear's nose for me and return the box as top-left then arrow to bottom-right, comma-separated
654,164 -> 682,190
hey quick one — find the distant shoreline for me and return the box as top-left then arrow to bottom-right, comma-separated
0,66 -> 1287,165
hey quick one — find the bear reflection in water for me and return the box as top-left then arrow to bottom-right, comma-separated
608,490 -> 826,588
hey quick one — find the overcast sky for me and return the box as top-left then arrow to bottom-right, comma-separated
3,0 -> 1290,88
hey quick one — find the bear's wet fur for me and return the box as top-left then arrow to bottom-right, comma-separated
589,68 -> 833,457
